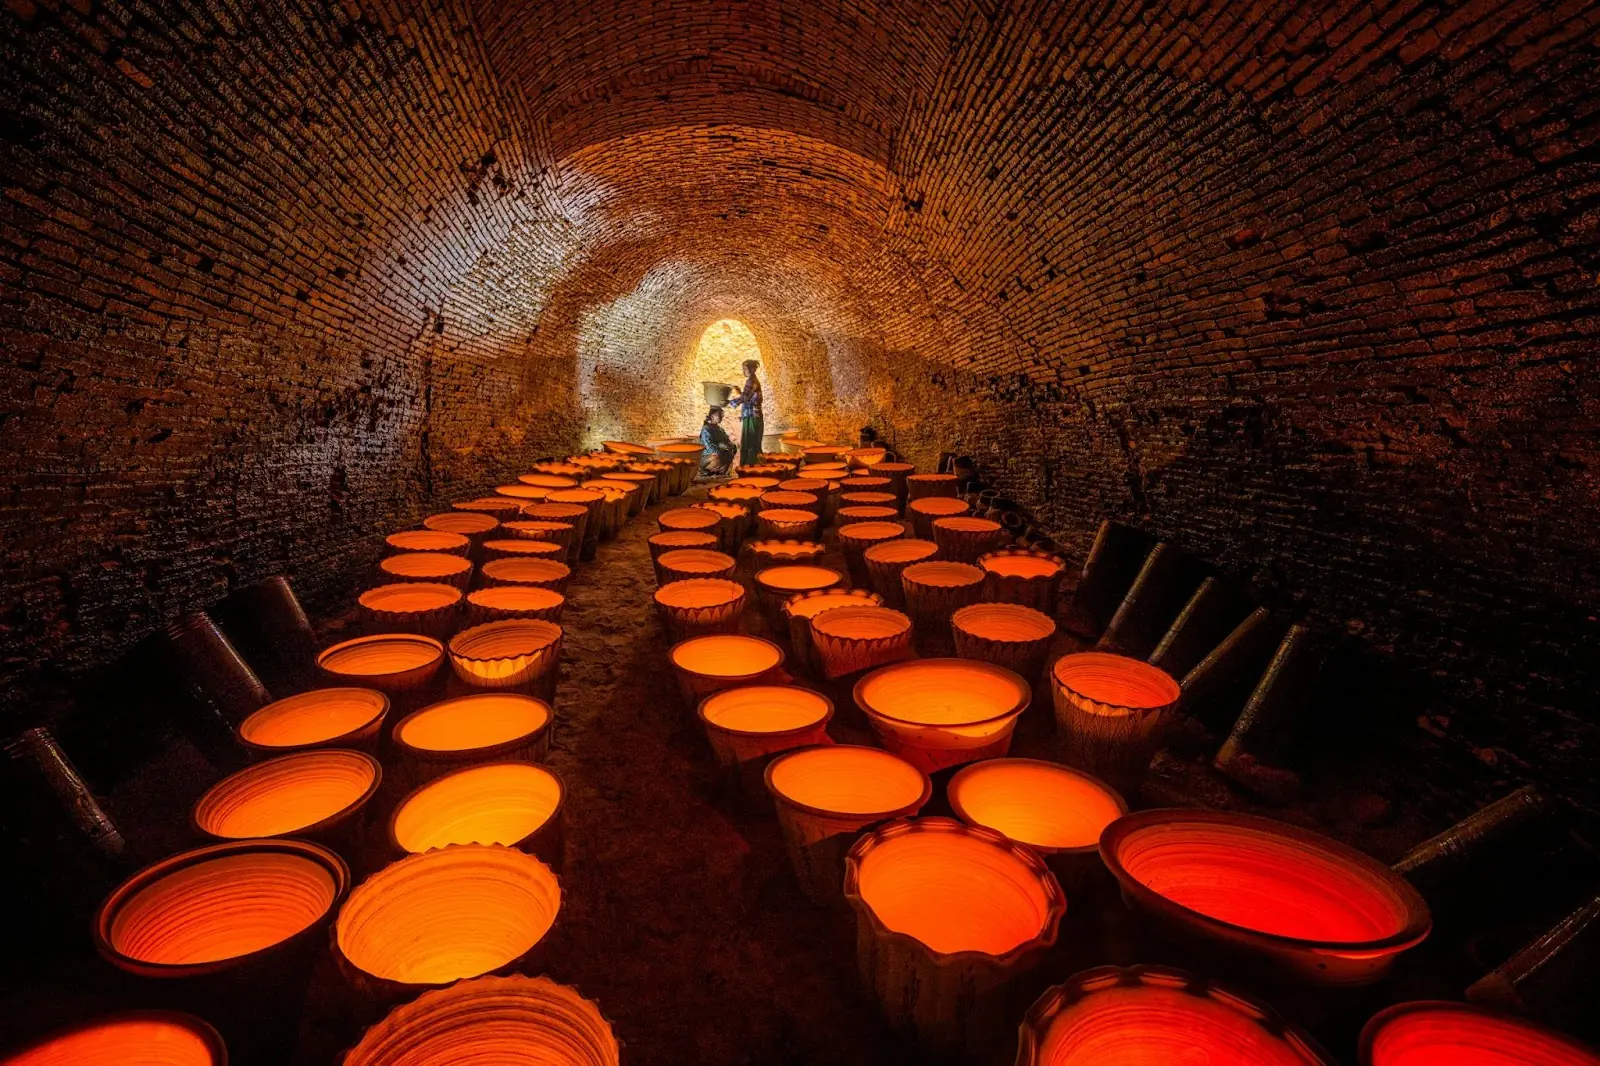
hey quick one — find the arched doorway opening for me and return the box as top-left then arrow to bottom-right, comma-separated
691,318 -> 764,457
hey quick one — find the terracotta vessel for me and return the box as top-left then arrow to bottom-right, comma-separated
933,516 -> 1009,563
908,496 -> 971,538
448,620 -> 563,701
648,529 -> 720,563
844,817 -> 1064,1055
780,437 -> 823,452
655,443 -> 703,493
978,548 -> 1065,613
709,483 -> 766,508
836,505 -> 900,529
1359,1001 -> 1600,1066
756,507 -> 820,541
465,585 -> 565,624
343,974 -> 618,1066
844,475 -> 892,491
779,477 -> 829,493
0,1011 -> 226,1066
691,500 -> 749,550
237,687 -> 390,755
379,552 -> 472,590
605,469 -> 658,507
783,588 -> 885,674
480,557 -> 572,594
654,578 -> 748,641
493,484 -> 549,502
837,520 -> 906,586
864,538 -> 939,609
603,439 -> 654,456
1017,965 -> 1335,1065
906,472 -> 959,501
873,461 -> 916,496
1050,652 -> 1179,789
810,606 -> 915,680
803,445 -> 848,460
947,758 -> 1126,891
754,564 -> 843,626
654,547 -> 737,586
952,602 -> 1056,681
391,693 -> 552,785
358,582 -> 462,638
500,520 -> 576,556
840,490 -> 898,512
423,511 -> 498,542
846,447 -> 887,469
765,745 -> 930,905
520,503 -> 588,563
658,507 -> 721,536
451,498 -> 524,520
760,490 -> 821,516
317,634 -> 444,708
697,685 -> 834,795
901,560 -> 986,637
335,844 -> 560,998
798,462 -> 848,478
482,537 -> 566,563
516,473 -> 580,489
390,761 -> 565,868
545,489 -> 606,551
532,462 -> 586,478
590,477 -> 645,517
730,474 -> 782,489
748,539 -> 825,572
385,530 -> 469,556
193,749 -> 380,847
625,460 -> 673,500
1101,809 -> 1431,985
581,482 -> 628,536
854,658 -> 1031,772
669,634 -> 785,705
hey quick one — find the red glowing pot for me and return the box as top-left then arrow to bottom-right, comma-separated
753,564 -> 843,626
390,761 -> 565,869
978,548 -> 1065,612
521,503 -> 588,562
1050,652 -> 1178,789
422,511 -> 499,541
782,588 -> 885,675
604,469 -> 658,507
493,484 -> 549,502
517,473 -> 580,489
756,507 -> 820,541
384,530 -> 469,556
654,547 -> 737,587
1101,809 -> 1432,985
908,495 -> 970,538
760,490 -> 821,517
839,491 -> 898,512
391,693 -> 552,784
1,1011 -> 227,1066
731,474 -> 782,489
765,745 -> 930,905
844,817 -> 1065,1055
335,844 -> 560,997
863,538 -> 939,609
358,582 -> 462,637
590,476 -> 645,517
837,520 -> 906,585
836,505 -> 900,529
748,539 -> 825,572
501,519 -> 577,555
653,578 -> 748,641
448,620 -> 563,700
669,634 -> 785,705
480,557 -> 572,593
465,585 -> 565,624
648,529 -> 720,563
810,605 -> 915,680
844,475 -> 892,491
779,477 -> 830,493
854,657 -> 1030,772
602,439 -> 653,456
451,498 -> 524,519
873,461 -> 915,493
482,537 -> 567,563
692,501 -> 750,549
1017,964 -> 1335,1065
193,749 -> 381,847
697,685 -> 834,795
1359,1000 -> 1600,1066
658,507 -> 721,536
545,488 -> 606,547
906,471 -> 959,501
901,560 -> 986,638
379,552 -> 472,590
952,602 -> 1057,682
933,516 -> 1009,563
317,634 -> 444,704
236,687 -> 390,755
709,483 -> 765,509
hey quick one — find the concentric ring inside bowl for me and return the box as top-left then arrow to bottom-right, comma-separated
423,512 -> 498,535
981,553 -> 1063,579
3,1013 -> 226,1066
381,553 -> 471,580
865,539 -> 939,565
767,745 -> 927,816
654,578 -> 744,609
756,565 -> 839,593
386,530 -> 469,554
948,759 -> 1124,852
786,589 -> 880,621
467,585 -> 565,614
902,561 -> 985,589
394,694 -> 551,753
1362,1002 -> 1600,1066
239,687 -> 388,749
813,606 -> 912,641
953,602 -> 1056,642
318,634 -> 443,678
194,750 -> 380,839
671,635 -> 781,677
700,685 -> 831,736
1053,652 -> 1179,711
359,583 -> 462,614
856,659 -> 1029,727
392,763 -> 563,853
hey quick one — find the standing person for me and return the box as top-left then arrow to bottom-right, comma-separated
698,406 -> 736,478
728,358 -> 764,468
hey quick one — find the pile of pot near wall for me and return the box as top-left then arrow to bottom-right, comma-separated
645,440 -> 1595,1065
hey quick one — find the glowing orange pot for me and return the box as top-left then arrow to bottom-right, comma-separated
379,552 -> 472,590
1360,1001 -> 1600,1066
521,503 -> 588,563
908,495 -> 970,538
669,634 -> 785,705
779,477 -> 829,493
906,472 -> 959,501
803,445 -> 848,460
873,461 -> 916,495
532,461 -> 585,477
448,620 -> 563,701
748,538 -> 825,572
590,476 -> 645,517
837,520 -> 906,586
344,974 -> 618,1066
517,473 -> 580,489
654,547 -> 737,587
901,560 -> 986,637
493,484 -> 549,502
358,582 -> 462,637
952,602 -> 1056,681
1050,652 -> 1179,789
947,759 -> 1126,890
756,507 -> 819,541
798,462 -> 848,479
754,564 -> 843,626
760,490 -> 820,516
709,483 -> 765,509
1,1011 -> 227,1066
237,687 -> 390,755
625,460 -> 673,500
335,844 -> 560,997
692,500 -> 750,550
423,511 -> 499,541
317,634 -> 444,703
978,548 -> 1065,612
546,488 -> 606,549
1101,809 -> 1431,985
194,746 -> 377,837
390,761 -> 565,868
605,469 -> 658,507
603,440 -> 654,456
697,685 -> 834,794
765,745 -> 930,904
648,529 -> 720,563
385,530 -> 469,557
933,516 -> 1008,563
500,520 -> 577,556
482,537 -> 566,563
844,817 -> 1065,1055
658,507 -> 721,536
480,557 -> 571,594
730,474 -> 781,489
836,505 -> 900,529
654,578 -> 748,641
844,475 -> 892,491
451,498 -> 524,520
392,693 -> 552,783
864,538 -> 939,609
854,658 -> 1031,772
810,606 -> 915,680
840,490 -> 898,511
782,588 -> 885,674
1017,965 -> 1335,1065
580,482 -> 628,536
465,585 -> 565,624
846,447 -> 887,469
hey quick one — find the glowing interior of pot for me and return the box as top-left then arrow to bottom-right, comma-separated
780,478 -> 828,492
661,509 -> 720,531
484,538 -> 565,558
194,750 -> 378,839
903,561 -> 985,590
449,621 -> 562,683
107,850 -> 339,965
396,694 -> 550,753
758,508 -> 817,528
865,539 -> 939,565
855,825 -> 1052,956
518,474 -> 580,488
382,553 -> 471,580
762,490 -> 819,508
386,530 -> 468,554
239,687 -> 388,748
504,520 -> 573,539
547,489 -> 603,507
319,634 -> 443,678
1365,1004 -> 1600,1066
954,603 -> 1057,642
733,477 -> 780,490
392,763 -> 562,853
909,473 -> 958,487
701,685 -> 830,735
424,512 -> 498,535
788,590 -> 880,621
938,516 -> 1003,535
949,760 -> 1123,851
857,660 -> 1027,726
5,1015 -> 222,1066
360,583 -> 462,615
838,522 -> 904,547
768,746 -> 926,815
672,635 -> 782,678
841,492 -> 897,507
1036,980 -> 1320,1065
336,845 -> 559,986
494,484 -> 547,499
982,553 -> 1062,579
482,559 -> 570,585
838,507 -> 900,523
812,606 -> 912,642
658,549 -> 736,575
525,503 -> 586,523
909,497 -> 968,517
1114,819 -> 1417,944
758,565 -> 840,594
468,586 -> 564,615
655,578 -> 744,610
651,531 -> 720,552
1053,653 -> 1179,715
751,540 -> 824,562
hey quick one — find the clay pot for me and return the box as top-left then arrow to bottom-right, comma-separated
846,447 -> 887,469
448,620 -> 563,702
810,606 -> 915,680
385,530 -> 469,556
654,548 -> 737,587
625,461 -> 673,500
872,461 -> 916,496
908,496 -> 970,539
391,693 -> 552,786
901,561 -> 986,639
237,687 -> 390,756
756,507 -> 819,541
798,462 -> 848,479
648,529 -> 719,563
390,761 -> 565,869
493,484 -> 549,502
379,552 -> 472,590
500,520 -> 577,558
602,439 -> 654,457
520,504 -> 588,564
1,1011 -> 227,1066
334,844 -> 560,998
191,748 -> 380,857
465,585 -> 565,625
1049,652 -> 1179,790
760,490 -> 821,517
342,974 -> 619,1066
1017,965 -> 1335,1065
836,506 -> 900,530
947,759 -> 1126,893
1101,809 -> 1431,986
516,474 -> 580,489
779,477 -> 829,493
844,475 -> 892,491
802,445 -> 848,461
691,500 -> 749,550
854,658 -> 1031,773
708,484 -> 765,509
697,685 -> 834,796
843,817 -> 1065,1056
358,583 -> 462,638
837,520 -> 906,586
482,538 -> 567,564
747,539 -> 825,573
658,507 -> 721,536
604,470 -> 658,508
782,588 -> 885,675
764,745 -> 930,905
839,491 -> 898,512
906,472 -> 959,501
546,489 -> 606,551
977,549 -> 1065,613
932,516 -> 1009,563
863,538 -> 940,609
532,462 -> 586,478
654,578 -> 748,641
317,634 -> 444,710
668,634 -> 785,705
754,564 -> 844,627
581,482 -> 629,536
451,498 -> 524,520
730,475 -> 781,489
423,512 -> 499,543
780,437 -> 822,452
590,477 -> 645,518
1359,1001 -> 1600,1066
480,558 -> 572,594
951,602 -> 1057,682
